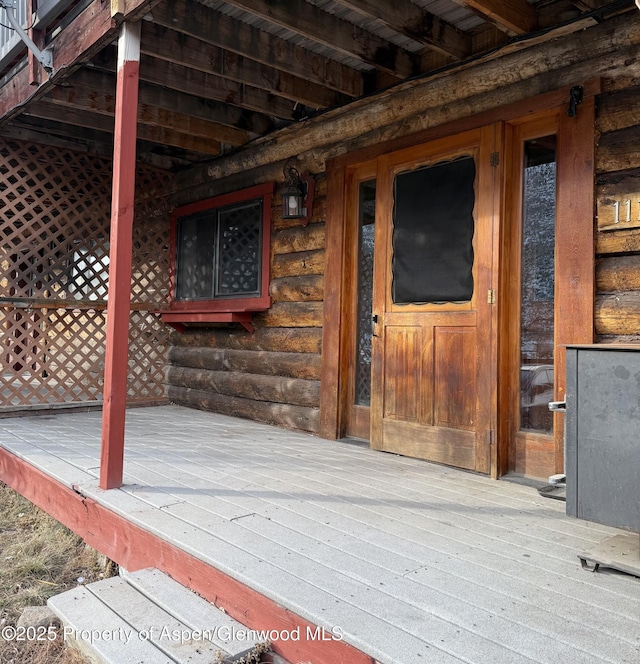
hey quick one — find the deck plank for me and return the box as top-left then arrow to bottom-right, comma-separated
2,405 -> 639,664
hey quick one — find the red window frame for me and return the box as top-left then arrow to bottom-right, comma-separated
162,183 -> 273,330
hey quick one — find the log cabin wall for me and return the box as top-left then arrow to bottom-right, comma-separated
167,11 -> 640,434
595,81 -> 640,343
166,168 -> 326,434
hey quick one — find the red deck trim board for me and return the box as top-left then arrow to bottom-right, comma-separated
0,447 -> 375,664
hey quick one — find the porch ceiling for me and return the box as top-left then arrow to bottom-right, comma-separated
0,406 -> 638,664
0,0 -> 632,171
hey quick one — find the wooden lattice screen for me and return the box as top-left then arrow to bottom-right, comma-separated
0,138 -> 173,410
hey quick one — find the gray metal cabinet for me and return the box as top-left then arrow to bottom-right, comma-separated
565,345 -> 640,532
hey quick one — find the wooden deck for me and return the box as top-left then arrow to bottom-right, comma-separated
0,405 -> 638,664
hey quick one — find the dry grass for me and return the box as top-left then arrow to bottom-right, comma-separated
0,482 -> 114,664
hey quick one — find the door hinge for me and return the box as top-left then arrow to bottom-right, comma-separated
490,152 -> 499,168
488,429 -> 495,446
487,289 -> 496,304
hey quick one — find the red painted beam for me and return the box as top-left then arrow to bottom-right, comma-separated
0,0 -> 113,122
100,21 -> 141,490
0,447 -> 376,664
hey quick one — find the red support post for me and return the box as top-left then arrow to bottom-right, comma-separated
100,21 -> 141,490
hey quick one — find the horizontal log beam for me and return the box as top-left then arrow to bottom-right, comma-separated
596,291 -> 640,335
200,15 -> 622,182
167,385 -> 320,433
596,126 -> 640,173
254,302 -> 324,328
597,255 -> 640,292
3,119 -> 114,157
271,250 -> 326,279
269,275 -> 324,302
597,226 -> 640,255
272,224 -> 326,256
167,347 -> 322,380
10,116 -> 195,169
151,0 -> 362,97
596,86 -> 640,134
166,367 -> 320,407
173,327 -> 323,354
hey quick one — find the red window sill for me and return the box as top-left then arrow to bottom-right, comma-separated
160,311 -> 255,333
159,296 -> 271,333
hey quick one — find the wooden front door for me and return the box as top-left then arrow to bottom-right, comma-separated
322,89 -> 595,479
369,126 -> 499,474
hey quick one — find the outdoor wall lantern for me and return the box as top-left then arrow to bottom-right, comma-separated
281,164 -> 314,225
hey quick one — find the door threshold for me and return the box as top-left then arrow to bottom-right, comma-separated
338,437 -> 370,448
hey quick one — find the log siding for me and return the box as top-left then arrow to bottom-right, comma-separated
165,174 -> 327,433
163,13 -> 640,436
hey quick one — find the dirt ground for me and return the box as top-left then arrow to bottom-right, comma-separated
0,482 -> 114,664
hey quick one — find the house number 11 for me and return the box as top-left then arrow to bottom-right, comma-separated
613,199 -> 640,224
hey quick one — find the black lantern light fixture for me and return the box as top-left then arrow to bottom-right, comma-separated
281,164 -> 314,225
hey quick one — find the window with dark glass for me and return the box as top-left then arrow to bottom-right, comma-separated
392,156 -> 475,304
175,198 -> 263,301
354,179 -> 376,407
519,136 -> 557,434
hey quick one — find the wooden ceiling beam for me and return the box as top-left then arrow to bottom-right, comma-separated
333,0 -> 471,60
4,118 -> 115,156
6,117 -> 199,169
220,0 -> 417,79
90,49 -> 298,121
140,23 -> 342,110
151,0 -> 363,98
25,101 -> 222,155
44,84 -> 251,146
64,68 -> 274,135
138,57 -> 297,122
459,0 -> 537,35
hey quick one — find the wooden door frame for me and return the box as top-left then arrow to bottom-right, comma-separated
344,161 -> 377,440
320,82 -> 597,480
501,114 -> 561,478
498,102 -> 595,478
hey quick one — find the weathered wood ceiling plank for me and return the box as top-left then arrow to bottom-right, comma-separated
6,118 -> 199,169
90,49 -> 298,121
140,23 -> 343,109
332,0 -> 472,60
63,68 -> 274,135
26,101 -> 222,154
151,0 -> 363,97
219,0 -> 417,79
5,118 -> 115,156
459,0 -> 537,35
45,84 -> 253,146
